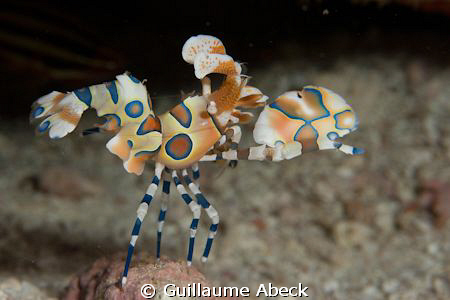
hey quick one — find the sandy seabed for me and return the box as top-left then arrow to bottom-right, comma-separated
0,51 -> 449,299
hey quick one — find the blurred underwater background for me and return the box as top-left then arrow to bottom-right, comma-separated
0,0 -> 449,299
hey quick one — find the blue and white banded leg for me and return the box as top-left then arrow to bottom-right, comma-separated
121,162 -> 164,287
192,163 -> 200,181
156,172 -> 171,261
332,141 -> 365,155
319,134 -> 365,155
172,170 -> 201,266
182,169 -> 219,263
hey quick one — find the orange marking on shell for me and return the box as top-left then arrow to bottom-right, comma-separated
168,135 -> 191,157
210,45 -> 225,54
311,117 -> 340,137
275,90 -> 328,121
48,92 -> 67,114
103,116 -> 120,131
295,125 -> 319,152
111,139 -> 131,160
59,107 -> 80,125
275,96 -> 302,116
156,95 -> 222,169
335,110 -> 355,129
296,89 -> 329,121
142,116 -> 161,132
52,92 -> 66,105
126,155 -> 150,175
170,104 -> 191,126
269,109 -> 303,142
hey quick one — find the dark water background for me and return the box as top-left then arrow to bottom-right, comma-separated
1,1 -> 450,299
1,0 -> 449,117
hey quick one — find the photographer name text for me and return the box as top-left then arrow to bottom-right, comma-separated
140,282 -> 309,298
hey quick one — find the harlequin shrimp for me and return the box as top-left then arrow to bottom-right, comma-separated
201,86 -> 364,163
30,34 -> 364,287
30,35 -> 268,286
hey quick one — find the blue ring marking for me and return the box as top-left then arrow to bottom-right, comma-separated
136,119 -> 149,135
269,87 -> 330,124
125,100 -> 144,118
165,133 -> 193,160
293,124 -> 319,142
128,74 -> 140,83
105,81 -> 119,104
327,132 -> 339,141
195,194 -> 210,208
32,106 -> 44,118
334,110 -> 353,130
170,102 -> 192,128
182,194 -> 192,204
162,181 -> 170,194
74,87 -> 92,106
141,194 -> 153,204
38,120 -> 50,132
136,116 -> 161,136
134,147 -> 161,157
127,140 -> 133,148
103,114 -> 121,127
353,147 -> 365,155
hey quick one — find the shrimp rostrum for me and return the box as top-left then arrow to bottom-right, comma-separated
30,34 -> 363,287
